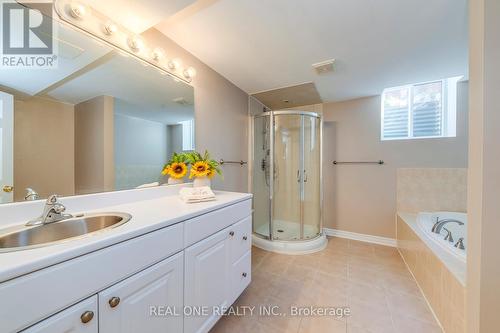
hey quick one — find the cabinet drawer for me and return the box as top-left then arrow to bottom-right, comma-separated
229,250 -> 251,305
23,296 -> 97,333
229,216 -> 252,263
184,199 -> 252,248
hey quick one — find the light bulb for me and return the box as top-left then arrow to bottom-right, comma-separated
69,2 -> 89,19
104,21 -> 118,35
127,36 -> 144,52
183,67 -> 197,79
152,48 -> 165,61
168,58 -> 182,70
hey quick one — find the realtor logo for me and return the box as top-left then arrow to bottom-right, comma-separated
1,1 -> 57,68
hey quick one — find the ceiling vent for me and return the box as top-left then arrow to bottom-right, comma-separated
312,59 -> 335,75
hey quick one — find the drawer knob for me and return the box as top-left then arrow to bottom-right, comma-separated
243,236 -> 248,240
109,297 -> 120,308
229,231 -> 235,237
80,311 -> 94,324
242,272 -> 247,278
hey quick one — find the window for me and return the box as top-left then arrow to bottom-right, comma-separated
179,119 -> 195,151
381,77 -> 461,140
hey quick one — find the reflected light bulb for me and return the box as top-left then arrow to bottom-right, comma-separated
69,2 -> 89,19
104,21 -> 118,35
152,48 -> 165,61
127,36 -> 144,52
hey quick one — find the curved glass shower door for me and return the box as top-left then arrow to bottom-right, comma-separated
272,114 -> 302,240
252,111 -> 322,242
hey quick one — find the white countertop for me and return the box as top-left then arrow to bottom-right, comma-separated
0,186 -> 252,283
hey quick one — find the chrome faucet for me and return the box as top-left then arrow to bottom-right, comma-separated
26,194 -> 73,226
24,188 -> 40,201
431,218 -> 464,234
443,227 -> 454,243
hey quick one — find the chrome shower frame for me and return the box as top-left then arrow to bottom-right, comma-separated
250,110 -> 324,242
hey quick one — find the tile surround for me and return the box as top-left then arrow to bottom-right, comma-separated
210,238 -> 442,333
397,168 -> 467,213
397,217 -> 465,333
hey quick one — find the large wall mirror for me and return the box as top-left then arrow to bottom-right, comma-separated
0,6 -> 195,204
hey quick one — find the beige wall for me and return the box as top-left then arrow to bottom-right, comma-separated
467,0 -> 500,331
74,96 -> 114,195
142,29 -> 250,193
13,97 -> 75,201
322,82 -> 469,238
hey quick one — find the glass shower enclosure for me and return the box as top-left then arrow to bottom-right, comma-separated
252,111 -> 322,244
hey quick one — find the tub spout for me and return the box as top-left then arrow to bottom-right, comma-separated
432,219 -> 464,234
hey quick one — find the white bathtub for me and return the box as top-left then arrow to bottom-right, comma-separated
416,211 -> 467,263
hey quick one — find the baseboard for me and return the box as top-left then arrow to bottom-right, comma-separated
323,228 -> 397,247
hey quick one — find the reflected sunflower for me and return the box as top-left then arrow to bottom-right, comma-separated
169,162 -> 188,179
190,161 -> 210,178
161,165 -> 171,176
207,168 -> 216,179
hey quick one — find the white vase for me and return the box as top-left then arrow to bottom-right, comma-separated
193,176 -> 211,188
167,177 -> 184,185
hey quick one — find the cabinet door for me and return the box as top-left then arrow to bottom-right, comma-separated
23,296 -> 97,333
184,227 -> 231,333
98,252 -> 184,333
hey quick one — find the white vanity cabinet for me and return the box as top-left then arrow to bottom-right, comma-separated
22,296 -> 98,333
184,216 -> 252,333
98,252 -> 184,333
1,195 -> 252,333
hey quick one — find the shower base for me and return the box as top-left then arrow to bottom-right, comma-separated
253,219 -> 328,255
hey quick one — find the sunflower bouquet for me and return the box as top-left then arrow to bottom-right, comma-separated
186,150 -> 222,180
162,152 -> 189,180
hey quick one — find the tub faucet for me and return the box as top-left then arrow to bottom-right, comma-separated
431,219 -> 464,234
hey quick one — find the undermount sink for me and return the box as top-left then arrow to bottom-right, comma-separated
0,212 -> 132,252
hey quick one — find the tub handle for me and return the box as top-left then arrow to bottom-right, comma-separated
455,237 -> 465,250
443,227 -> 454,243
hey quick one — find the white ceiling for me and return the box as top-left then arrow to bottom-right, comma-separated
156,0 -> 468,102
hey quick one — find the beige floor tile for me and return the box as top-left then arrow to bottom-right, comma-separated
385,290 -> 436,324
392,315 -> 443,333
211,238 -> 441,333
299,316 -> 347,333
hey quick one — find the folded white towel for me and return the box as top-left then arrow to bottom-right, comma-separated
179,186 -> 216,203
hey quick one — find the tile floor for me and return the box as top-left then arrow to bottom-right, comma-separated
210,237 -> 442,333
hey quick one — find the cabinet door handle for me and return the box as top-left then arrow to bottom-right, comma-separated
80,311 -> 94,324
243,236 -> 248,240
242,272 -> 247,277
229,231 -> 235,237
109,296 -> 120,308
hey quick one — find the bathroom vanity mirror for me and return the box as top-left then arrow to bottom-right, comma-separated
0,13 -> 195,204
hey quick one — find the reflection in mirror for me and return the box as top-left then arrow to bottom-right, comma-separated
0,17 -> 194,204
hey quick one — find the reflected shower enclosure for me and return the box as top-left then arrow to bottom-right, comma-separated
252,111 -> 327,254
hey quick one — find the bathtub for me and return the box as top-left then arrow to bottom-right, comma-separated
416,211 -> 467,262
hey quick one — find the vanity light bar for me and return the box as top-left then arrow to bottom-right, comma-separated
54,0 -> 196,83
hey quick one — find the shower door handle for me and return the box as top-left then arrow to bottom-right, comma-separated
303,170 -> 308,183
297,170 -> 301,182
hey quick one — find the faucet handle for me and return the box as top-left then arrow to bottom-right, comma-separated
47,194 -> 60,204
443,227 -> 454,243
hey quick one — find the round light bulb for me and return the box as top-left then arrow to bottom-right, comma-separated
168,58 -> 182,70
152,48 -> 165,61
127,36 -> 144,52
104,21 -> 118,35
183,67 -> 197,79
69,2 -> 89,19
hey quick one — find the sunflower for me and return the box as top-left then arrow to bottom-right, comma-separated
161,164 -> 171,176
169,162 -> 188,179
207,168 -> 216,179
190,161 -> 210,178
